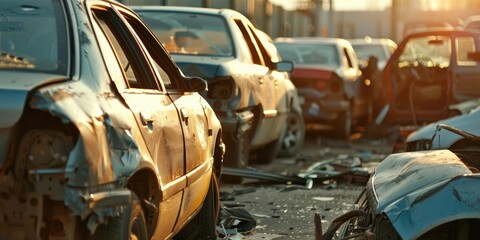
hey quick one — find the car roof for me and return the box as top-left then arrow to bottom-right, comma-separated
274,37 -> 352,46
348,37 -> 396,45
129,5 -> 242,18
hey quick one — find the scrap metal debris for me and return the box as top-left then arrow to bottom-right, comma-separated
217,206 -> 257,238
221,155 -> 371,187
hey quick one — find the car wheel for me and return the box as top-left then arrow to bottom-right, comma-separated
222,130 -> 250,183
334,108 -> 352,139
93,192 -> 148,240
278,109 -> 306,158
174,174 -> 220,240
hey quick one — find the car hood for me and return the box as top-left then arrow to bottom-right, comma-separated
0,71 -> 67,128
370,150 -> 480,239
406,107 -> 480,148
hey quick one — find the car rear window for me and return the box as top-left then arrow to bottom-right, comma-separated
135,10 -> 234,57
0,0 -> 68,74
276,42 -> 340,67
352,44 -> 388,61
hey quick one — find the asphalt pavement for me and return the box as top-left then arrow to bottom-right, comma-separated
218,131 -> 395,239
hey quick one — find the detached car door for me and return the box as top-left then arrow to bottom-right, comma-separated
90,5 -> 190,239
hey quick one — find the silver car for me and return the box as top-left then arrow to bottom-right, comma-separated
132,6 -> 295,172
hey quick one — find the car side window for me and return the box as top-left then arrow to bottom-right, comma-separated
248,26 -> 275,69
91,15 -> 128,90
456,37 -> 479,66
234,19 -> 263,65
92,8 -> 159,90
343,47 -> 354,68
119,10 -> 183,90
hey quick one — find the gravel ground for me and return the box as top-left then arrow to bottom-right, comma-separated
218,131 -> 395,239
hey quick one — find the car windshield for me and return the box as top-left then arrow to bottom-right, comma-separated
135,10 -> 234,57
398,35 -> 451,68
0,0 -> 68,74
275,43 -> 340,67
352,44 -> 388,61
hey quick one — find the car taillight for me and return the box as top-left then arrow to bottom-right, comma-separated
315,80 -> 327,91
329,73 -> 343,93
206,76 -> 235,100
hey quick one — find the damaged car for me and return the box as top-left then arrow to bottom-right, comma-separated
378,29 -> 480,126
0,0 -> 224,239
274,37 -> 368,139
132,6 -> 295,168
406,105 -> 480,151
321,146 -> 480,240
255,30 -> 305,158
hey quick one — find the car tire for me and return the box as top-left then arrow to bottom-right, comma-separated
93,192 -> 148,240
221,130 -> 250,183
334,108 -> 352,139
174,174 -> 219,240
278,109 -> 306,158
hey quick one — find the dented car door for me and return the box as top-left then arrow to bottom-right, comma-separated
92,7 -> 186,238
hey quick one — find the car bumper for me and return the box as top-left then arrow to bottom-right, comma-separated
216,109 -> 254,133
299,94 -> 349,122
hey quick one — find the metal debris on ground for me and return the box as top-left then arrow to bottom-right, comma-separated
217,206 -> 257,239
221,155 -> 372,187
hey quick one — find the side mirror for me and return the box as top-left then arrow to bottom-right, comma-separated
275,61 -> 294,72
186,76 -> 208,92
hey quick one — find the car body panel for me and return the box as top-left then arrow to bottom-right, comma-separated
368,149 -> 480,240
0,0 -> 223,239
380,29 -> 480,125
406,106 -> 480,150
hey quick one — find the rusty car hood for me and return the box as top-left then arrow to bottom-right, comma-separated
0,71 -> 67,128
370,150 -> 480,239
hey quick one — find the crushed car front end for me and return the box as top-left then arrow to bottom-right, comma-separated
322,149 -> 480,240
291,66 -> 352,124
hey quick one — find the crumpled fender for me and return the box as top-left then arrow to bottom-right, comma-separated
30,81 -> 145,231
370,150 -> 480,239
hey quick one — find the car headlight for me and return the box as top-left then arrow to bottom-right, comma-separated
206,76 -> 235,100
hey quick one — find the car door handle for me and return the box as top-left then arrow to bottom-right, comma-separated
180,108 -> 189,125
140,111 -> 154,128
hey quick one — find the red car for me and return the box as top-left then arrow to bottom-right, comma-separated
274,37 -> 368,139
378,29 -> 480,125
